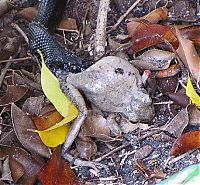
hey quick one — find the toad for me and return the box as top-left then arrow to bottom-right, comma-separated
60,56 -> 154,152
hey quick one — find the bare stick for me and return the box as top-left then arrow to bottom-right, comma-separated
11,23 -> 29,44
0,57 -> 33,64
95,142 -> 130,162
107,0 -> 142,33
94,0 -> 110,60
95,129 -> 161,162
63,153 -> 108,171
0,62 -> 11,88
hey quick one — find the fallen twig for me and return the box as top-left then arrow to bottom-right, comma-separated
0,56 -> 34,64
62,153 -> 108,172
95,142 -> 130,162
94,0 -> 110,60
0,62 -> 11,88
11,23 -> 29,44
95,129 -> 162,162
107,0 -> 142,33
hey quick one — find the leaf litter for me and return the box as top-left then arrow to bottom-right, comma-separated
0,1 -> 200,185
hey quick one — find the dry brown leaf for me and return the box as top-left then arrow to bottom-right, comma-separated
81,111 -> 115,142
11,103 -> 50,158
0,85 -> 29,106
134,145 -> 153,160
161,108 -> 189,138
0,145 -> 42,185
176,28 -> 200,83
75,134 -> 97,160
9,157 -> 25,183
132,49 -> 175,71
170,130 -> 200,156
135,159 -> 166,179
188,105 -> 200,126
180,25 -> 200,45
58,18 -> 78,31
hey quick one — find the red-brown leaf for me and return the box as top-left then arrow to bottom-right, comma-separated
156,74 -> 179,94
127,7 -> 168,36
18,7 -> 38,22
170,130 -> 200,156
32,110 -> 63,131
129,24 -> 178,53
37,146 -> 81,185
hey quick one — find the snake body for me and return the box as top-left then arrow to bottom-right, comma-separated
29,0 -> 89,76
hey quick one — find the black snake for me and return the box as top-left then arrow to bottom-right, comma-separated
29,0 -> 89,77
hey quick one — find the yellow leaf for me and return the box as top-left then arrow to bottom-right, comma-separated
186,77 -> 200,108
35,125 -> 70,147
38,49 -> 78,117
33,50 -> 79,147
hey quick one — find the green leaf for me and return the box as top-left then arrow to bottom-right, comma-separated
157,163 -> 200,185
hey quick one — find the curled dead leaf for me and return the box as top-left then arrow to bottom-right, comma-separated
127,7 -> 168,36
75,134 -> 97,160
134,145 -> 153,160
176,28 -> 200,83
170,130 -> 200,156
131,49 -> 175,71
154,64 -> 180,78
180,25 -> 200,45
81,111 -> 116,142
167,90 -> 190,108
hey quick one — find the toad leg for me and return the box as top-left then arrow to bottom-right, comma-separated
61,83 -> 88,154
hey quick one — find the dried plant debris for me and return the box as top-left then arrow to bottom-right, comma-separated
0,1 -> 200,185
161,108 -> 189,138
131,49 -> 175,71
11,103 -> 50,158
37,146 -> 81,185
170,130 -> 200,157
